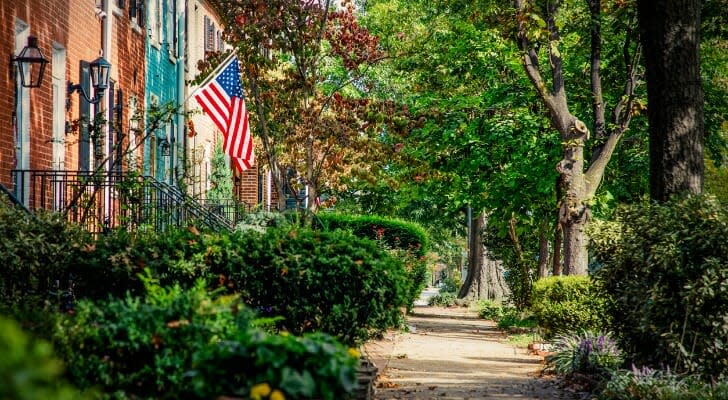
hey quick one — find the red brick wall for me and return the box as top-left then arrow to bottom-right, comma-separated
0,0 -> 144,188
234,165 -> 260,207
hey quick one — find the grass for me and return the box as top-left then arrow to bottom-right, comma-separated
507,332 -> 543,348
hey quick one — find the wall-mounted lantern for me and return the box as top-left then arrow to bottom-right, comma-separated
67,55 -> 111,104
12,35 -> 48,88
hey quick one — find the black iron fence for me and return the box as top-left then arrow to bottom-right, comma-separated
11,170 -> 238,234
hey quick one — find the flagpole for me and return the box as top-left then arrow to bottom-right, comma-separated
184,50 -> 238,104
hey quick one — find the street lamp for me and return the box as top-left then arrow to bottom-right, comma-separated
12,36 -> 48,88
67,55 -> 112,104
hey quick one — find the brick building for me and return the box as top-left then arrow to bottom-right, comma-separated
0,0 -> 263,231
0,0 -> 145,196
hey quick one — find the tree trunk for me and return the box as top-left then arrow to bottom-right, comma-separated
556,119 -> 590,276
552,176 -> 564,276
458,212 -> 509,302
537,217 -> 550,279
638,0 -> 704,201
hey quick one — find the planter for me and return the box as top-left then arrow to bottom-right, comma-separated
354,357 -> 378,400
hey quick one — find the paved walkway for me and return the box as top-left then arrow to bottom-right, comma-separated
363,305 -> 578,400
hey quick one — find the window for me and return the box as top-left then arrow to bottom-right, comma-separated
167,0 -> 178,58
204,16 -> 215,55
129,0 -> 145,27
51,43 -> 66,171
148,0 -> 162,45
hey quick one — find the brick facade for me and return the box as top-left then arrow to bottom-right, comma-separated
0,0 -> 144,189
0,0 -> 263,211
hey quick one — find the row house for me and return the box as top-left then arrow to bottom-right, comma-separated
0,0 -> 264,233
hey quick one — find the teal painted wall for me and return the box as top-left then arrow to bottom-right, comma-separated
144,0 -> 183,184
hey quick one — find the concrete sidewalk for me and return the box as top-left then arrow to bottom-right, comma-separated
363,306 -> 577,400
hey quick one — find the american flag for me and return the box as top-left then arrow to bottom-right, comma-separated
194,56 -> 254,172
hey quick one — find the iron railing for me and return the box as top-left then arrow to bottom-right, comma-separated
197,198 -> 251,226
11,170 -> 237,234
0,182 -> 33,216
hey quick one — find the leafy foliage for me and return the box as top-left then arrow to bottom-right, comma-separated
316,212 -> 430,256
592,195 -> 728,380
600,366 -> 728,400
427,292 -> 457,307
0,316 -> 90,400
530,276 -> 610,339
545,331 -> 623,378
476,300 -> 507,321
0,199 -> 91,312
54,279 -> 358,399
73,226 -> 410,345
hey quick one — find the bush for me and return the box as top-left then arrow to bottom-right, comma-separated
224,227 -> 410,344
75,226 -> 410,345
0,316 -> 90,400
530,276 -> 609,339
545,331 -> 623,377
427,292 -> 456,307
496,308 -> 537,330
0,200 -> 91,311
591,195 -> 728,380
476,300 -> 506,321
316,213 -> 430,257
55,278 -> 358,399
600,366 -> 728,400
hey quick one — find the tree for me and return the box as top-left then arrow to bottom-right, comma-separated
208,0 -> 385,212
360,0 -> 559,301
207,141 -> 233,202
513,0 -> 643,274
637,0 -> 704,201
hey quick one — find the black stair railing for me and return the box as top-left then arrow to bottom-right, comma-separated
11,170 -> 236,234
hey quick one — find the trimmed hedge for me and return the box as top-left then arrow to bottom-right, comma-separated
530,276 -> 609,339
316,213 -> 430,257
72,226 -> 410,345
316,213 -> 430,309
591,196 -> 728,380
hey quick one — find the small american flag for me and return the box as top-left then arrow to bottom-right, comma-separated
194,56 -> 254,172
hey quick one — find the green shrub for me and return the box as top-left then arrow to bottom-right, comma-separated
439,276 -> 461,294
316,213 -> 430,257
0,200 -> 91,311
223,227 -> 409,344
0,316 -> 90,400
591,195 -> 728,380
316,213 -> 430,310
599,367 -> 728,400
427,292 -> 456,307
496,308 -> 537,330
476,300 -> 506,321
76,226 -> 410,345
545,331 -> 623,378
530,276 -> 609,338
55,278 -> 358,399
192,332 -> 359,400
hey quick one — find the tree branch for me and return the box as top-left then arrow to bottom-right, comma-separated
588,0 -> 606,139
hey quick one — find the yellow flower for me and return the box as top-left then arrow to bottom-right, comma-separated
250,383 -> 272,400
269,389 -> 286,400
348,347 -> 361,359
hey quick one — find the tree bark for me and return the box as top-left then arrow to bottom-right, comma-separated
458,212 -> 509,301
537,217 -> 550,279
514,0 -> 640,275
637,0 -> 704,201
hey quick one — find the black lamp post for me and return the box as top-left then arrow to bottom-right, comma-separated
13,36 -> 48,88
67,55 -> 112,104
